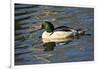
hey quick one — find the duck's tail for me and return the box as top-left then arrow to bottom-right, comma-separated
75,28 -> 91,39
77,29 -> 86,35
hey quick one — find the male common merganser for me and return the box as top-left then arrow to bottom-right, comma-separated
41,20 -> 85,43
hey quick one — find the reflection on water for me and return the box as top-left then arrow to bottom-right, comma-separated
43,42 -> 56,51
15,3 -> 94,65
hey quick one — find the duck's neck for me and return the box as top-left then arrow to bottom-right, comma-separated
45,28 -> 54,33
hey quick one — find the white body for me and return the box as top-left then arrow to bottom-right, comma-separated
42,31 -> 74,43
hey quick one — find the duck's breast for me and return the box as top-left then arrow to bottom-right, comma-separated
42,31 -> 74,43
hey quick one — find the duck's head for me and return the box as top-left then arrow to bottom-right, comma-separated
40,20 -> 54,33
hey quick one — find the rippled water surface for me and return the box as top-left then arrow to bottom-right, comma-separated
15,3 -> 94,65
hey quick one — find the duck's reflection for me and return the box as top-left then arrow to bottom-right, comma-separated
43,42 -> 56,51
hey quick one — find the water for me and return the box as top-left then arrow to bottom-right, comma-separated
15,3 -> 94,65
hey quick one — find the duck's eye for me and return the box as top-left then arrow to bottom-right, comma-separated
41,24 -> 44,29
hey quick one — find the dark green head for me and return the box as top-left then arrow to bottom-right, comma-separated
41,21 -> 54,33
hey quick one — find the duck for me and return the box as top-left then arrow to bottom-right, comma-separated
40,20 -> 85,43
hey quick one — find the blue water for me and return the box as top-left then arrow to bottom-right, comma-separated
15,3 -> 94,65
